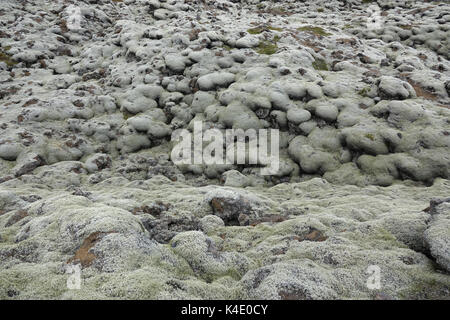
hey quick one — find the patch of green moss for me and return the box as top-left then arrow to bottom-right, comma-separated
122,109 -> 133,120
312,58 -> 328,71
211,268 -> 242,282
398,25 -> 413,30
343,24 -> 354,30
297,26 -> 331,37
256,35 -> 280,55
365,133 -> 375,141
375,228 -> 400,244
267,26 -> 283,32
247,27 -> 264,35
0,267 -> 68,299
317,8 -> 324,13
210,224 -> 272,253
362,0 -> 375,3
0,228 -> 18,244
398,273 -> 450,299
0,46 -> 17,67
222,44 -> 233,51
344,226 -> 405,249
248,26 -> 283,34
271,6 -> 287,14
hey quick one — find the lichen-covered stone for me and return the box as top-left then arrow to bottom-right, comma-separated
0,0 -> 449,301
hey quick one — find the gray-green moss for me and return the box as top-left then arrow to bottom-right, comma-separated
0,46 -> 17,67
256,35 -> 280,55
297,26 -> 331,37
312,58 -> 329,71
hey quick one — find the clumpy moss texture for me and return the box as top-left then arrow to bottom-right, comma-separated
312,58 -> 328,71
297,26 -> 332,37
1,176 -> 450,299
256,36 -> 280,55
0,46 -> 17,67
0,0 -> 449,300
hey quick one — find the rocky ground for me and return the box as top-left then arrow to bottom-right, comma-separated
0,0 -> 449,299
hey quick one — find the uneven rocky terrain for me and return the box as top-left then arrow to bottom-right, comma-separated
0,0 -> 449,299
